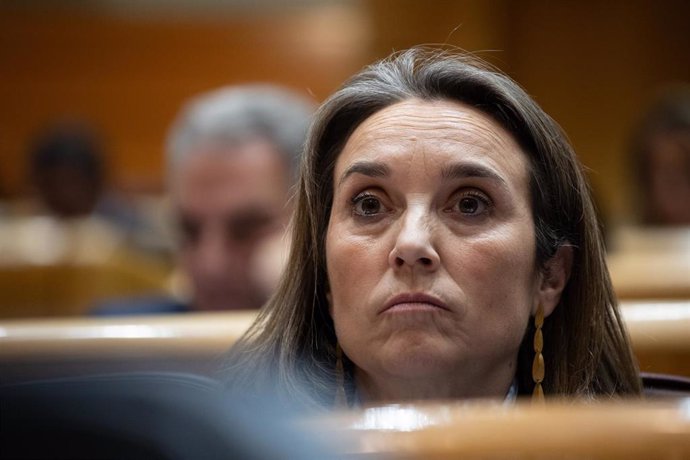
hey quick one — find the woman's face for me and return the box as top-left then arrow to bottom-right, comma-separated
325,98 -> 543,401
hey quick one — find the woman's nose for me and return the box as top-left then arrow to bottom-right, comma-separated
388,209 -> 440,271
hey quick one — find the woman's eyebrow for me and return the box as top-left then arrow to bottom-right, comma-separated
338,160 -> 390,186
441,162 -> 508,188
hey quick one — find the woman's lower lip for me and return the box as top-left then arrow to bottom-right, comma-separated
384,302 -> 445,313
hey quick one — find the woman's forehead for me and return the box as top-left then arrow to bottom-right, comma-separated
346,99 -> 516,149
334,98 -> 529,185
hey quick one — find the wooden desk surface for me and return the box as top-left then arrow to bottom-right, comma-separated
0,301 -> 688,379
0,310 -> 256,359
607,226 -> 690,300
310,399 -> 690,459
609,252 -> 690,299
0,301 -> 687,355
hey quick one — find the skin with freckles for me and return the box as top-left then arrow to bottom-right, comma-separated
326,99 -> 566,403
174,140 -> 290,311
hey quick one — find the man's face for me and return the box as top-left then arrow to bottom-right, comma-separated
173,140 -> 290,310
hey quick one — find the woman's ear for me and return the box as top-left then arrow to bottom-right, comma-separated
535,245 -> 573,318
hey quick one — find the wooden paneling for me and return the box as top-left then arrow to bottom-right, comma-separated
505,0 -> 690,223
0,4 -> 371,194
365,0 -> 510,64
1,1 -> 688,217
0,261 -> 171,318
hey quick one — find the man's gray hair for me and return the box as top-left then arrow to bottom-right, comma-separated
167,84 -> 315,179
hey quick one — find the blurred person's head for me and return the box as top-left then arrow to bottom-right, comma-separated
28,122 -> 105,218
631,86 -> 690,226
167,85 -> 314,311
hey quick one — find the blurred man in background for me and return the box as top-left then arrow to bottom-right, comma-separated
27,123 -> 148,238
630,86 -> 690,226
2,122 -> 154,266
606,86 -> 690,299
29,124 -> 106,219
166,85 -> 314,311
0,123 -> 173,318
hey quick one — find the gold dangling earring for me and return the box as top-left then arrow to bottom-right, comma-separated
532,303 -> 545,403
334,343 -> 348,408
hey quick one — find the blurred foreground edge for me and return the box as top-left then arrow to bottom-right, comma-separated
2,374 -> 689,459
0,372 -> 330,460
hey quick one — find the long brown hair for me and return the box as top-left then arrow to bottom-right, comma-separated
223,47 -> 641,408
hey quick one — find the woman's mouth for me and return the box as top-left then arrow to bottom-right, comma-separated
381,293 -> 450,314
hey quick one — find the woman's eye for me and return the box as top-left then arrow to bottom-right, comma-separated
459,197 -> 480,214
452,192 -> 491,216
352,194 -> 384,216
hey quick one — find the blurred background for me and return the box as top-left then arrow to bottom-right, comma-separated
1,0 -> 689,318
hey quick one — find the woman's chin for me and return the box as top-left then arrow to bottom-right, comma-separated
374,341 -> 464,380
